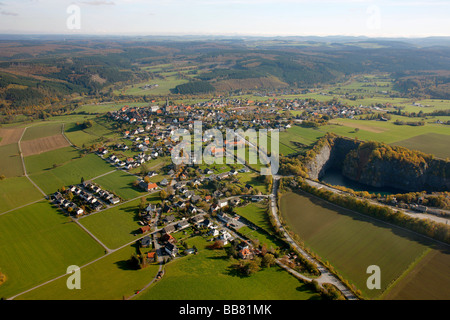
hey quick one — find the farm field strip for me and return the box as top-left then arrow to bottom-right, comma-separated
0,200 -> 105,299
20,134 -> 72,157
21,123 -> 63,142
0,143 -> 24,178
13,244 -> 161,300
0,127 -> 25,146
279,191 -> 443,299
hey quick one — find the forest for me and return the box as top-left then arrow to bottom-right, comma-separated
1,36 -> 450,118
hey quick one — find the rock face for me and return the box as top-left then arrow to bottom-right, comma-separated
306,136 -> 450,192
305,137 -> 360,180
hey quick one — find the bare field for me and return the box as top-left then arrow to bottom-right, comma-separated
329,120 -> 388,133
0,128 -> 25,146
383,248 -> 450,300
21,134 -> 71,157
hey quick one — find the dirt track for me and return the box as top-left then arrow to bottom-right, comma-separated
21,134 -> 71,156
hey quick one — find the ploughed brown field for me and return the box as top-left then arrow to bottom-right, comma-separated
21,134 -> 71,156
0,128 -> 25,146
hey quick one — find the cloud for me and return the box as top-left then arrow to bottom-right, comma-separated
80,1 -> 115,5
1,10 -> 18,16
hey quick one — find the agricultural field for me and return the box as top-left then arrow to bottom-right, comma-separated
21,123 -> 63,141
93,170 -> 148,201
0,127 -> 25,146
14,244 -> 160,300
20,134 -> 71,157
0,176 -> 43,213
64,122 -> 101,147
24,147 -> 82,175
28,153 -> 115,195
0,143 -> 24,178
136,236 -> 319,300
0,201 -> 105,299
279,191 -> 445,299
324,117 -> 450,145
392,133 -> 450,159
382,248 -> 450,300
274,125 -> 326,155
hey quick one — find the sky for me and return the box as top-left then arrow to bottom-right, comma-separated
0,0 -> 449,37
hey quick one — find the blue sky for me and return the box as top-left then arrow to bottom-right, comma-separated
0,0 -> 449,37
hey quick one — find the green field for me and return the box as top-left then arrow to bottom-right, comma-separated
392,133 -> 450,159
279,191 -> 439,299
237,172 -> 269,194
21,123 -> 63,141
79,193 -> 160,249
0,143 -> 24,178
235,203 -> 272,234
274,125 -> 326,155
0,201 -> 105,299
136,236 -> 319,300
15,244 -> 160,300
0,176 -> 43,213
24,147 -> 82,175
324,117 -> 450,144
29,154 -> 115,194
93,170 -> 147,200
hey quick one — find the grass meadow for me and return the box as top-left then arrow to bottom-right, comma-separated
135,236 -> 319,300
279,191 -> 442,299
93,170 -> 146,200
24,147 -> 82,175
0,177 -> 43,213
275,117 -> 449,157
392,133 -> 450,159
235,203 -> 273,234
325,117 -> 450,144
79,193 -> 160,250
0,201 -> 105,299
21,123 -> 62,141
29,154 -> 115,194
0,143 -> 24,178
15,244 -> 160,300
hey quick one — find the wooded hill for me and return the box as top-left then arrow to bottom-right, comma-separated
1,36 -> 450,115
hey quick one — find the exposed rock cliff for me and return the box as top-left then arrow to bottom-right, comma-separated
305,135 -> 450,192
305,136 -> 360,180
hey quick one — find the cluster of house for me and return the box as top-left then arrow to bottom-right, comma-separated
98,145 -> 162,171
51,191 -> 84,216
81,181 -> 121,205
50,181 -> 121,217
50,181 -> 120,217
